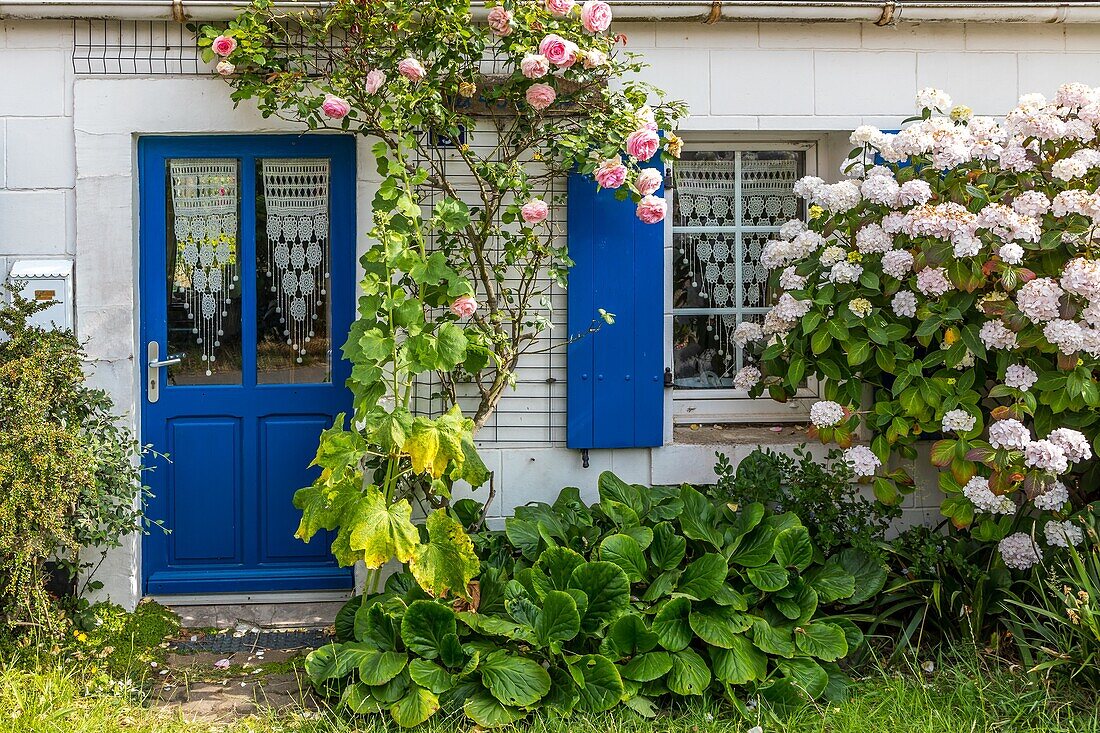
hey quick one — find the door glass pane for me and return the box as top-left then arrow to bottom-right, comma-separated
256,159 -> 332,384
166,159 -> 242,385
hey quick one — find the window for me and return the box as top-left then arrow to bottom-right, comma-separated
669,143 -> 818,423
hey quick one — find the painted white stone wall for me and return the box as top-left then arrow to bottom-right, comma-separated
2,17 -> 1099,607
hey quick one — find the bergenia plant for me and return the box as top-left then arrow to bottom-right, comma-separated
198,0 -> 684,597
742,83 -> 1100,571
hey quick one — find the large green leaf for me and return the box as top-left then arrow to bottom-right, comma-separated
688,604 -> 752,648
358,650 -> 408,686
834,548 -> 888,604
599,534 -> 648,582
400,601 -> 457,660
598,471 -> 648,515
543,665 -> 581,716
409,509 -> 480,599
678,485 -> 724,548
805,562 -> 856,603
667,648 -> 711,696
710,635 -> 768,684
569,561 -> 631,633
607,614 -> 659,656
778,657 -> 829,699
345,487 -> 420,568
389,685 -> 439,728
649,522 -> 686,571
534,590 -> 581,646
652,597 -> 692,652
341,682 -> 383,714
747,562 -> 790,592
479,651 -> 552,707
570,655 -> 625,712
641,569 -> 680,602
751,617 -> 796,658
619,651 -> 673,682
727,525 -> 778,567
504,518 -> 542,560
305,643 -> 361,683
464,690 -> 522,728
408,659 -> 455,694
531,546 -> 585,598
677,553 -> 727,600
774,526 -> 814,571
795,622 -> 848,662
355,603 -> 399,651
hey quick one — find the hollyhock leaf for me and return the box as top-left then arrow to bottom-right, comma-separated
409,510 -> 480,599
346,487 -> 420,568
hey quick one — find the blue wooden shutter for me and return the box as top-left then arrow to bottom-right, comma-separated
566,171 -> 664,449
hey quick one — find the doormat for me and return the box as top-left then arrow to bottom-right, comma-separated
172,629 -> 330,654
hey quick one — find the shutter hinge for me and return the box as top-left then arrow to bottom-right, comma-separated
664,367 -> 674,388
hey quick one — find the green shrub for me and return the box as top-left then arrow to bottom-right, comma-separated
713,448 -> 899,559
305,471 -> 887,727
0,291 -> 150,625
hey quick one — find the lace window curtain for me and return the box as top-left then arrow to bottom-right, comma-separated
672,151 -> 803,390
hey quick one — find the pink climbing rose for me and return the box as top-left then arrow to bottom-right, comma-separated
212,35 -> 236,56
321,94 -> 350,119
626,127 -> 660,161
539,34 -> 578,68
215,60 -> 235,77
636,168 -> 663,196
636,195 -> 667,224
521,54 -> 550,80
398,57 -> 426,82
580,1 -> 613,32
521,198 -> 550,224
364,69 -> 386,94
526,83 -> 557,111
487,5 -> 513,36
546,0 -> 575,16
450,295 -> 478,319
594,158 -> 627,189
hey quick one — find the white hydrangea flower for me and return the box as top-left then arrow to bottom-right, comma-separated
773,293 -> 812,322
861,175 -> 900,206
1044,319 -> 1085,355
848,298 -> 872,318
1044,520 -> 1084,548
809,400 -> 846,428
1016,277 -> 1064,324
818,180 -> 863,213
881,250 -> 914,279
962,476 -> 1016,515
897,180 -> 933,207
1047,428 -> 1092,463
732,321 -> 763,348
916,267 -> 953,297
953,234 -> 982,258
979,320 -> 1018,350
998,243 -> 1025,265
1004,364 -> 1038,391
779,267 -> 807,291
999,532 -> 1042,570
843,445 -> 881,478
793,176 -> 825,200
1025,439 -> 1070,474
1033,481 -> 1070,511
855,224 -> 892,254
1053,157 -> 1088,181
779,219 -> 807,240
829,261 -> 863,284
988,419 -> 1031,450
942,409 -> 977,433
891,290 -> 918,318
1000,144 -> 1035,172
820,245 -> 847,267
916,87 -> 952,112
1060,258 -> 1100,301
733,366 -> 761,391
1011,191 -> 1051,217
850,125 -> 883,145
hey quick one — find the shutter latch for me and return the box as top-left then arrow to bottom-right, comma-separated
664,367 -> 674,388
581,449 -> 590,469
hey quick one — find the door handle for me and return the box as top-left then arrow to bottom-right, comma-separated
147,342 -> 184,403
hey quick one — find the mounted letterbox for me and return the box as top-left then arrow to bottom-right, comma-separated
7,259 -> 74,331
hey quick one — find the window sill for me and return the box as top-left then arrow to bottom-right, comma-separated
672,423 -> 810,445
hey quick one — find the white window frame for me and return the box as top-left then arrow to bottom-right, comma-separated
666,137 -> 821,425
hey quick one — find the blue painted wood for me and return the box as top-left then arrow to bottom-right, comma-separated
139,135 -> 355,595
566,169 -> 665,449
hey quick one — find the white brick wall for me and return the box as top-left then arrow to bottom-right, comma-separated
2,17 -> 1099,606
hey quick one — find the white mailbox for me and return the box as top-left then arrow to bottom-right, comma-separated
7,259 -> 75,331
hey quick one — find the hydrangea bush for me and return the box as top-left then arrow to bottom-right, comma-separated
199,0 -> 684,597
741,84 -> 1100,570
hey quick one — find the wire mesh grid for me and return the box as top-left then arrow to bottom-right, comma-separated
410,127 -> 569,448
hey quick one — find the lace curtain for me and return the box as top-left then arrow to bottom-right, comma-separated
169,160 -> 239,376
261,159 -> 331,364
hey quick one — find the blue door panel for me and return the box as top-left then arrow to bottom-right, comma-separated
260,415 -> 333,563
168,417 -> 241,563
140,135 -> 355,595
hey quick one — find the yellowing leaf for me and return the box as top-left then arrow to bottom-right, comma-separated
405,406 -> 469,478
410,510 -> 480,599
346,486 -> 421,568
292,474 -> 360,543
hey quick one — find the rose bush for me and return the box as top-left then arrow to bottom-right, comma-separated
742,84 -> 1100,569
199,0 -> 684,596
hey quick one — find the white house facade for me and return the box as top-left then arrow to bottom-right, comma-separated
1,1 -> 1097,610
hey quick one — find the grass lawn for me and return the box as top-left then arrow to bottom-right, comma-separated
2,649 -> 1098,733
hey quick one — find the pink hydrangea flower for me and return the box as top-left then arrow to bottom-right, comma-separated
546,0 -> 575,16
539,34 -> 578,68
521,54 -> 550,80
321,94 -> 350,119
212,35 -> 236,56
626,128 -> 660,162
450,295 -> 478,319
636,168 -> 663,196
487,5 -> 513,36
521,198 -> 550,224
365,69 -> 386,94
525,83 -> 557,111
398,57 -> 426,82
581,1 -> 613,32
594,158 -> 627,189
636,195 -> 666,224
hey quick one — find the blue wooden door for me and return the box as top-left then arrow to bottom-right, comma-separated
139,135 -> 355,595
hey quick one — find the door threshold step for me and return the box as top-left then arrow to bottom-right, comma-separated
155,597 -> 349,630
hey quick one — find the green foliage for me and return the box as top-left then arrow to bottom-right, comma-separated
0,291 -> 151,624
306,471 -> 884,727
714,448 -> 898,558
